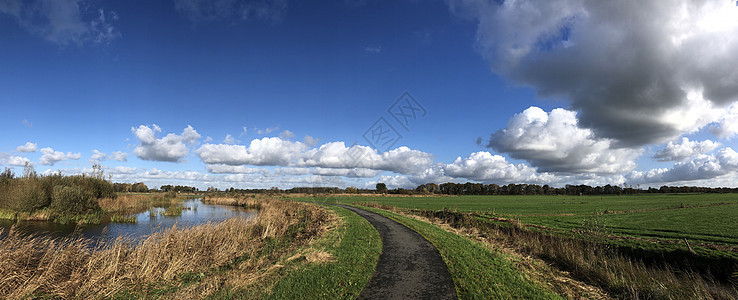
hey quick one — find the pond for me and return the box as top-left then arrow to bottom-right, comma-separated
0,198 -> 257,244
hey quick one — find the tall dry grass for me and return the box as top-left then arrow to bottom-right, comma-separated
412,208 -> 738,299
0,198 -> 330,298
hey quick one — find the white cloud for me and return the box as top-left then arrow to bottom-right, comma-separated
223,134 -> 238,144
198,137 -> 307,166
21,119 -> 32,128
198,138 -> 435,176
132,124 -> 201,162
16,142 -> 37,153
311,167 -> 381,178
298,142 -> 435,175
710,103 -> 738,138
256,126 -> 280,135
653,137 -> 719,162
444,151 -> 557,184
0,0 -> 119,46
205,164 -> 261,174
110,166 -> 137,174
279,130 -> 295,139
39,147 -> 81,165
451,0 -> 738,146
89,149 -> 107,163
488,107 -> 641,174
3,155 -> 31,167
111,151 -> 127,162
629,147 -> 738,185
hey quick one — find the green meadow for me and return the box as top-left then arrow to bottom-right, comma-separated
306,193 -> 738,247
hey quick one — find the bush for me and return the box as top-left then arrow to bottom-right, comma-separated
50,185 -> 99,216
0,179 -> 49,212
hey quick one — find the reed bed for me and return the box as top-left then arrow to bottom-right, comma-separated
0,198 -> 330,298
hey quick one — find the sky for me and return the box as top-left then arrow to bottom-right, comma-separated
2,0 -> 738,190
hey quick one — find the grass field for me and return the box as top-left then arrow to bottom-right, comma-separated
299,194 -> 738,298
302,193 -> 738,249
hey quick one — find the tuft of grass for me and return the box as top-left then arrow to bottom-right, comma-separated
110,214 -> 137,223
161,206 -> 183,217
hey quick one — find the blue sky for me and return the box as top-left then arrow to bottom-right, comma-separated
2,0 -> 738,190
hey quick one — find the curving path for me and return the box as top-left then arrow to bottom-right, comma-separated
336,205 -> 457,299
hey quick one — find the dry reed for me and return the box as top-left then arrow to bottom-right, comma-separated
0,198 -> 330,299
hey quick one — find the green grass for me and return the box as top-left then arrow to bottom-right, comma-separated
357,206 -> 561,299
304,194 -> 738,247
262,204 -> 382,299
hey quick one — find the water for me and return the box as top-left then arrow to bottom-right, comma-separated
0,198 -> 257,244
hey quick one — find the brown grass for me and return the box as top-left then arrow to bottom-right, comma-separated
0,198 -> 332,299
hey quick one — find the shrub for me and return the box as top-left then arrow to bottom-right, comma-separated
50,185 -> 99,216
1,179 -> 49,212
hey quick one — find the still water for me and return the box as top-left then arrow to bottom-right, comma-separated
0,198 -> 257,244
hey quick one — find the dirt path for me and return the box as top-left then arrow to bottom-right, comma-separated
337,205 -> 457,299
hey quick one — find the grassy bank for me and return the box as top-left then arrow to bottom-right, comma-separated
0,198 -> 332,298
216,204 -> 383,299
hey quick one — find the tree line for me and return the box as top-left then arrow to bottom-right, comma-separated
207,182 -> 738,196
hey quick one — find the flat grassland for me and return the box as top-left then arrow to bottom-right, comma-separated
306,193 -> 738,249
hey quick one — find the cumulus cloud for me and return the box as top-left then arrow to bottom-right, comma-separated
110,166 -> 137,174
653,137 -> 719,162
89,149 -> 107,163
487,107 -> 641,174
111,151 -> 127,162
2,155 -> 31,167
444,151 -> 557,184
132,124 -> 201,162
198,137 -> 435,176
175,0 -> 287,23
450,0 -> 738,146
710,103 -> 738,138
198,137 -> 307,166
629,147 -> 738,184
39,147 -> 81,165
0,0 -> 119,46
298,142 -> 435,175
16,142 -> 37,153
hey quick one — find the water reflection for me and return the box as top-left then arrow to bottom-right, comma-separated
0,198 -> 257,244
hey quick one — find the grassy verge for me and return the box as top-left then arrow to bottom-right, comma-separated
219,204 -> 382,299
355,205 -> 561,299
265,204 -> 381,298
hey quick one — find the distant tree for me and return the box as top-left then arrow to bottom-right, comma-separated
131,182 -> 148,193
376,182 -> 387,193
346,186 -> 358,194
